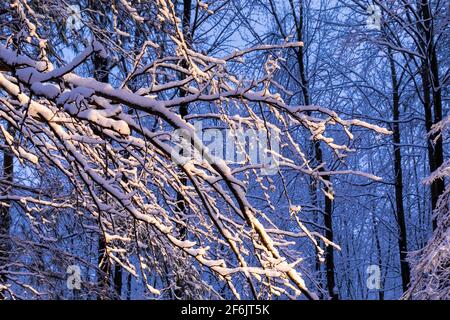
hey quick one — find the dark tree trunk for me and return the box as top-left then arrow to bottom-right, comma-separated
92,3 -> 111,300
291,0 -> 337,299
0,124 -> 14,300
314,144 -> 337,299
173,0 -> 192,299
175,0 -> 192,241
113,264 -> 123,298
388,49 -> 411,292
126,272 -> 132,300
93,39 -> 113,300
418,0 -> 445,229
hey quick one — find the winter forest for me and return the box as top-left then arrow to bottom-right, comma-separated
0,0 -> 448,301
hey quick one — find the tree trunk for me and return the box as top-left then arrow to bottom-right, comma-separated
93,44 -> 113,300
291,0 -> 337,299
418,0 -> 445,229
173,0 -> 192,299
113,264 -> 122,298
0,123 -> 14,300
388,49 -> 411,292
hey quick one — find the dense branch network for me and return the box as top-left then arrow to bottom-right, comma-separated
0,0 -> 390,299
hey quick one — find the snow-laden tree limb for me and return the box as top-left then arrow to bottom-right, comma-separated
0,0 -> 391,300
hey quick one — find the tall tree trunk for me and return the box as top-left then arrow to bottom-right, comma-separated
113,264 -> 122,298
173,0 -> 192,299
291,0 -> 337,299
0,123 -> 14,300
314,145 -> 337,299
93,40 -> 113,300
388,49 -> 411,292
176,0 -> 191,241
418,0 -> 445,229
126,272 -> 132,300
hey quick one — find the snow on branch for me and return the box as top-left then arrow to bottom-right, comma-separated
0,0 -> 391,300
